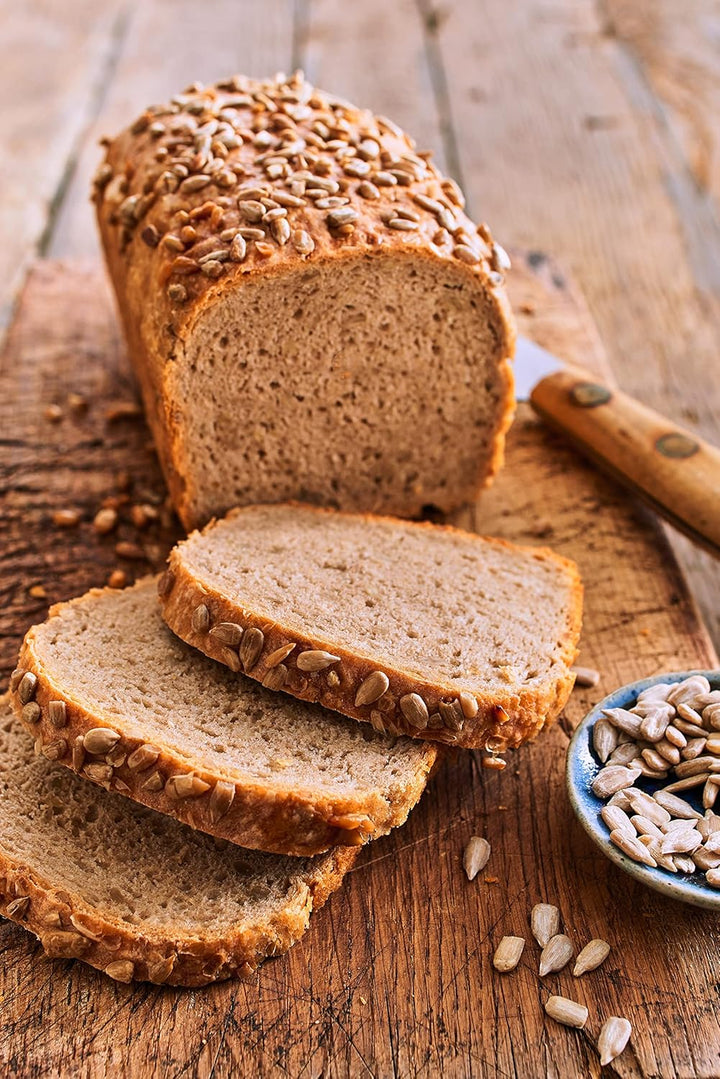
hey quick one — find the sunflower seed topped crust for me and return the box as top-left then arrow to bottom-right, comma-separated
161,504 -> 583,749
0,705 -> 357,986
94,71 -> 516,532
12,578 -> 436,858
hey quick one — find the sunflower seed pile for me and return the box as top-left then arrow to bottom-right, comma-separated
590,675 -> 720,885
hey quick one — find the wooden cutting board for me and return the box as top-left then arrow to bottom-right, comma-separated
0,256 -> 718,1079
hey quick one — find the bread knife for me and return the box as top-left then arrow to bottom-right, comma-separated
514,335 -> 720,555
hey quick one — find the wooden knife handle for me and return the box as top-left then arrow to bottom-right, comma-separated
530,366 -> 720,556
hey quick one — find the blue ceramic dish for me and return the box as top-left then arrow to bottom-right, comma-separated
567,668 -> 720,910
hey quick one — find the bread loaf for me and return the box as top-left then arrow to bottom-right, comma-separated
10,578 -> 436,856
94,71 -> 515,530
0,703 -> 356,986
160,504 -> 583,751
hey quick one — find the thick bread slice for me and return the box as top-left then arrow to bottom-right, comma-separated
161,504 -> 583,751
95,71 -> 515,531
11,579 -> 436,856
0,703 -> 356,986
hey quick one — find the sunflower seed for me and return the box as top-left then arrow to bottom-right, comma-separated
208,780 -> 235,823
531,904 -> 560,947
439,700 -> 465,730
22,702 -> 41,725
660,773 -> 711,792
591,765 -> 641,799
42,739 -> 67,762
493,936 -> 525,972
239,627 -> 264,671
128,743 -> 160,770
572,938 -> 610,976
83,727 -> 121,755
598,1016 -> 632,1066
72,736 -> 85,771
673,717 -> 707,738
326,207 -> 357,228
209,622 -> 244,648
355,671 -> 389,707
664,725 -> 687,749
631,815 -> 664,840
675,854 -> 698,873
693,848 -> 720,870
105,960 -> 135,983
6,897 -> 30,919
18,672 -> 38,705
454,243 -> 480,264
262,644 -> 294,671
292,229 -> 315,255
167,773 -> 210,799
191,604 -> 210,634
706,868 -> 720,888
669,675 -> 711,706
593,718 -> 618,763
539,934 -> 573,976
602,708 -> 643,737
654,738 -> 681,765
704,779 -> 720,809
458,692 -> 478,719
41,930 -> 90,958
9,669 -> 25,692
639,709 -> 670,742
262,664 -> 288,691
639,835 -> 677,871
230,233 -> 247,261
463,836 -> 491,880
544,996 -> 588,1029
141,771 -> 163,792
608,742 -> 641,766
677,703 -> 706,727
84,763 -> 114,785
600,805 -> 635,838
681,737 -> 707,760
238,199 -> 265,223
642,747 -> 670,772
610,828 -> 657,866
627,790 -> 671,825
653,790 -> 702,819
400,693 -> 429,729
660,828 -> 702,855
296,650 -> 340,672
706,705 -> 720,730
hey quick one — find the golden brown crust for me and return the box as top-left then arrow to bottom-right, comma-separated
0,818 -> 357,986
160,505 -> 584,751
94,71 -> 516,531
9,590 -> 437,857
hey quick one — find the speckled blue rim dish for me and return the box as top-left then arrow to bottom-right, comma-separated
567,669 -> 720,910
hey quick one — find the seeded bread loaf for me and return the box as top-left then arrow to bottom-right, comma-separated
94,71 -> 515,531
160,504 -> 583,752
10,579 -> 436,856
0,703 -> 356,986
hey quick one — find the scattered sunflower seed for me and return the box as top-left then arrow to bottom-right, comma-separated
531,903 -> 560,947
544,995 -> 588,1029
463,836 -> 491,881
597,1016 -> 631,1066
493,936 -> 525,972
573,939 -> 610,976
539,934 -> 574,976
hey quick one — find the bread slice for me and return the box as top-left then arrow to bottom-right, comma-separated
0,702 -> 356,986
95,71 -> 515,531
11,579 -> 436,856
161,504 -> 583,751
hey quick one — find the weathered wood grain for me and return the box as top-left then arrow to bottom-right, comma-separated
47,0 -> 295,261
0,0 -> 124,331
0,258 -> 717,1078
427,0 -> 720,664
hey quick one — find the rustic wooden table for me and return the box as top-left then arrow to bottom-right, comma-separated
2,3 -> 720,1077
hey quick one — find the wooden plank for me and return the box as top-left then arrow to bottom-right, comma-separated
0,0 -> 124,331
0,257 -> 716,1077
302,0 -> 447,171
429,0 -> 720,662
47,0 -> 295,261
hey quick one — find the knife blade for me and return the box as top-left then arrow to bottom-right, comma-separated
513,335 -> 720,556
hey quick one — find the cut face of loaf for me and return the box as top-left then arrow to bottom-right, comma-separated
94,71 -> 515,530
11,579 -> 436,856
0,705 -> 356,986
161,504 -> 583,751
